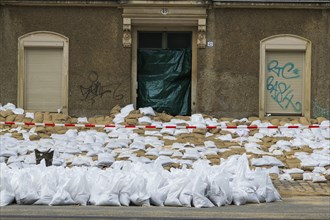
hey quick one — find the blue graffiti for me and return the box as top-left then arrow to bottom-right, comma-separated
267,60 -> 300,79
266,76 -> 302,112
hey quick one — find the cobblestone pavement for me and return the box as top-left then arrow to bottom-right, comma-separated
273,179 -> 330,197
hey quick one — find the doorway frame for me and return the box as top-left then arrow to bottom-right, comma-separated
18,31 -> 69,114
131,26 -> 198,114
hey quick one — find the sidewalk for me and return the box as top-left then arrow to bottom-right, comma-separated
1,196 -> 329,220
273,180 -> 330,197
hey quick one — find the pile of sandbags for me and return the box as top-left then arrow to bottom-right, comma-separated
0,103 -> 329,188
0,154 -> 281,207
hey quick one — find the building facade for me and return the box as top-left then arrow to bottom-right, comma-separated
1,0 -> 329,118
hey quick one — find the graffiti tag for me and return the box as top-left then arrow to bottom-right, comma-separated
80,71 -> 124,104
266,76 -> 302,112
266,60 -> 302,113
267,60 -> 300,79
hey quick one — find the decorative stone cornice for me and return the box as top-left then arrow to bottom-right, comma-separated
122,6 -> 208,48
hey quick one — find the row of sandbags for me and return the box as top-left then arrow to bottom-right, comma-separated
0,154 -> 281,207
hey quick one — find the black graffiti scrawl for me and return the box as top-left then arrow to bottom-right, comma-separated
80,71 -> 124,104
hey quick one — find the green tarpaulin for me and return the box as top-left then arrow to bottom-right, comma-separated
137,49 -> 192,116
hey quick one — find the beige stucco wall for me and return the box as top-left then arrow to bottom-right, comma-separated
197,8 -> 330,118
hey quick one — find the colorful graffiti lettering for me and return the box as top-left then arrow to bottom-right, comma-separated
266,60 -> 302,113
266,76 -> 302,112
267,60 -> 300,79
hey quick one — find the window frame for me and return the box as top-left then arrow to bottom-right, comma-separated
18,31 -> 69,114
259,34 -> 311,118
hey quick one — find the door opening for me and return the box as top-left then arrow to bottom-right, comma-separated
137,31 -> 192,115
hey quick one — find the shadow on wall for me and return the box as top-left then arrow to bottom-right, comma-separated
312,100 -> 330,119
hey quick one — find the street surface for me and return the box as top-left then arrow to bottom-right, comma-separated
0,196 -> 329,220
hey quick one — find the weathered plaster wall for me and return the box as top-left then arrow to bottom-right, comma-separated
198,8 -> 330,118
1,6 -> 131,117
1,5 -> 329,118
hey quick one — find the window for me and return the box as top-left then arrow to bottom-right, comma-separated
138,32 -> 192,49
18,31 -> 69,113
259,34 -> 311,118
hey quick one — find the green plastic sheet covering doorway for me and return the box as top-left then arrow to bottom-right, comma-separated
137,49 -> 191,116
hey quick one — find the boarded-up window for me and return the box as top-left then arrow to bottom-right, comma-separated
265,51 -> 304,115
24,48 -> 63,112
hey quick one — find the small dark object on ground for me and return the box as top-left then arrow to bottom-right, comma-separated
35,149 -> 54,166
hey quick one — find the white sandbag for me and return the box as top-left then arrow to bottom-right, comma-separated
97,153 -> 115,167
190,114 -> 206,127
77,117 -> 88,123
192,176 -> 214,208
12,108 -> 24,115
174,129 -> 190,136
138,116 -> 152,124
178,177 -> 193,207
279,173 -> 293,181
1,103 -> 16,111
204,141 -> 216,148
251,156 -> 284,167
25,112 -> 34,119
65,129 -> 78,138
158,150 -> 174,157
139,107 -> 155,116
7,162 -> 23,169
65,169 -> 90,205
145,148 -> 159,157
206,179 -> 226,207
89,173 -> 122,206
312,167 -> 326,174
160,128 -> 175,136
0,164 -> 15,206
265,175 -> 281,203
49,187 -> 75,206
113,115 -> 125,124
105,139 -> 130,149
83,135 -> 95,144
236,129 -> 249,137
163,136 -> 177,140
170,119 -> 188,125
49,168 -> 76,206
167,152 -> 181,160
72,157 -> 92,167
164,177 -> 186,207
0,150 -> 17,157
217,134 -> 232,141
147,173 -> 169,206
303,172 -> 313,181
312,174 -> 327,183
300,158 -> 319,167
283,168 -> 304,174
130,141 -> 145,150
144,130 -> 162,136
232,155 -> 259,206
0,157 -> 6,163
34,168 -> 59,205
118,174 -> 133,206
120,104 -> 134,117
12,170 -> 40,204
182,151 -> 200,160
205,118 -> 218,126
129,175 -> 150,206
